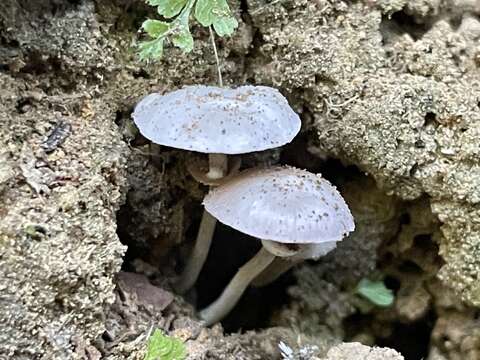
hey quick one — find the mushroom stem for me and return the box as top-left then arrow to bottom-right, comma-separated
206,153 -> 228,180
175,154 -> 229,294
175,210 -> 218,294
199,246 -> 275,326
251,257 -> 299,287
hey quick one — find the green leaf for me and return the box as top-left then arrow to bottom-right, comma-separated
194,0 -> 238,36
144,329 -> 187,360
138,0 -> 238,59
147,0 -> 189,18
172,28 -> 194,52
142,19 -> 170,38
213,16 -> 238,36
356,278 -> 394,307
139,38 -> 165,61
171,10 -> 194,52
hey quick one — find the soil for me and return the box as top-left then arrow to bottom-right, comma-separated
1,0 -> 479,359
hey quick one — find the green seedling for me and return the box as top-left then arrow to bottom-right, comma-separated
144,329 -> 187,360
138,0 -> 238,60
355,278 -> 394,307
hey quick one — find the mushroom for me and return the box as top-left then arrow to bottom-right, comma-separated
198,166 -> 354,325
132,86 -> 301,294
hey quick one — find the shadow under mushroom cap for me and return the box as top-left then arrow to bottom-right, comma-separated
132,85 -> 301,154
203,166 -> 355,243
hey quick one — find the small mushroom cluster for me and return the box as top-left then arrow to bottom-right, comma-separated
133,85 -> 355,326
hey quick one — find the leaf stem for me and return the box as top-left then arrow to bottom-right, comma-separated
179,0 -> 196,21
209,26 -> 223,87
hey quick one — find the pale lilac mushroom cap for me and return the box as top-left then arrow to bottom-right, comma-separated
132,85 -> 301,154
203,166 -> 355,245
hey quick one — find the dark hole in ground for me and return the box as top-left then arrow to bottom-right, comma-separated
390,11 -> 431,39
344,309 -> 435,360
279,132 -> 363,183
279,132 -> 324,172
116,170 -> 295,332
376,310 -> 435,359
384,275 -> 401,294
398,260 -> 423,274
424,112 -> 437,127
413,233 -> 433,250
195,222 -> 295,332
132,68 -> 150,79
380,10 -> 433,43
117,135 -> 424,341
399,213 -> 411,225
115,139 -> 364,332
344,312 -> 374,339
189,145 -> 365,332
116,201 -> 150,267
114,110 -> 125,126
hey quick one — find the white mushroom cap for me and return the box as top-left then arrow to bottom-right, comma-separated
203,167 -> 355,244
132,85 -> 301,154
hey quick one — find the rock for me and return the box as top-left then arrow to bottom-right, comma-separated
321,342 -> 404,360
116,272 -> 174,311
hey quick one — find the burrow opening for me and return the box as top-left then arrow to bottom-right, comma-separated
344,309 -> 435,360
116,128 -> 363,326
115,119 -> 438,356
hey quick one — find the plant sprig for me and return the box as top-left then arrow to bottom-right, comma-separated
144,329 -> 187,360
355,278 -> 394,307
139,0 -> 238,60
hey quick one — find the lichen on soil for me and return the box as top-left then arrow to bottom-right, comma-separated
1,0 -> 479,359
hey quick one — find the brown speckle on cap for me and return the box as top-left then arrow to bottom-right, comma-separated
203,166 -> 355,244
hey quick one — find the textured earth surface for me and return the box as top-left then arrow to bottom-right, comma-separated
1,0 -> 479,359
